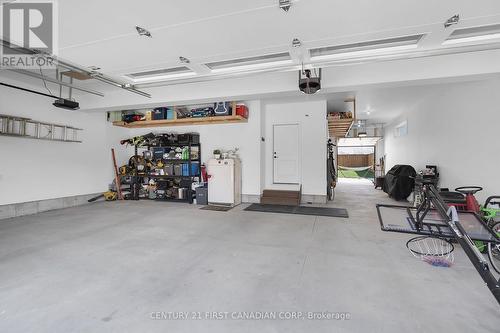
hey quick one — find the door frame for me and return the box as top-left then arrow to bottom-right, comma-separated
272,123 -> 301,184
336,144 -> 376,181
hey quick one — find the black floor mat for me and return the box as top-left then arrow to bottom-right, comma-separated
244,204 -> 349,218
200,205 -> 233,212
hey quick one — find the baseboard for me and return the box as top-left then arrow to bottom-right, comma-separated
0,193 -> 101,220
301,195 -> 327,204
241,194 -> 261,203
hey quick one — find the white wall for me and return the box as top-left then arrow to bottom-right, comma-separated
127,100 -> 263,197
383,77 -> 500,202
0,79 -> 130,205
264,100 -> 327,196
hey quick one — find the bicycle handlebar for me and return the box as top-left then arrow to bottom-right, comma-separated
485,196 -> 500,208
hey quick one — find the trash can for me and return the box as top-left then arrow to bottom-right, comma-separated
195,186 -> 208,205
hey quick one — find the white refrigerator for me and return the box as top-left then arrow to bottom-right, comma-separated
207,158 -> 242,206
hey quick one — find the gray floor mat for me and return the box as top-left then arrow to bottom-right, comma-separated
244,204 -> 349,218
200,205 -> 233,212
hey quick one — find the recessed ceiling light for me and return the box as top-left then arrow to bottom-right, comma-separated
136,26 -> 152,38
444,14 -> 460,28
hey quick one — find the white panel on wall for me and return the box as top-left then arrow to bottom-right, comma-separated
264,100 -> 327,196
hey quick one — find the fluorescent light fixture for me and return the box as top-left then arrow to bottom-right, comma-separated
210,59 -> 294,74
443,33 -> 500,45
129,71 -> 197,83
310,44 -> 418,61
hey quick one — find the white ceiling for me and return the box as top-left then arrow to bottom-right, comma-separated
3,0 -> 500,117
54,0 -> 500,81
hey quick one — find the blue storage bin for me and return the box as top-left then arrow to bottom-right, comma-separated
166,108 -> 174,119
191,162 -> 200,176
181,163 -> 189,176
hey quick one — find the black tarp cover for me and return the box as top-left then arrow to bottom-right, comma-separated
383,165 -> 416,201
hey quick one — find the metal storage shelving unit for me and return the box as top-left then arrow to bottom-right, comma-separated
132,141 -> 201,203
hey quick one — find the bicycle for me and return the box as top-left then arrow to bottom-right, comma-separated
327,139 -> 336,201
481,196 -> 500,274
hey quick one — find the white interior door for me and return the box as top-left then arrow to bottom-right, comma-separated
273,124 -> 300,184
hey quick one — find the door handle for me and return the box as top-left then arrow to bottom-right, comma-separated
273,152 -> 277,159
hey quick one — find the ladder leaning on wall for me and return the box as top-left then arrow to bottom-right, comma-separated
0,114 -> 82,143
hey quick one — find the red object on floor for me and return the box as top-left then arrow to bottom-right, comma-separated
235,104 -> 249,118
201,163 -> 208,183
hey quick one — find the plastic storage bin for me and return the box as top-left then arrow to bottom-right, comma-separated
191,162 -> 200,176
195,186 -> 208,205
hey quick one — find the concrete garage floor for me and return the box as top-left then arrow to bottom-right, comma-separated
0,180 -> 499,332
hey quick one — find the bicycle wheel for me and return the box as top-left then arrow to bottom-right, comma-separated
487,221 -> 500,274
